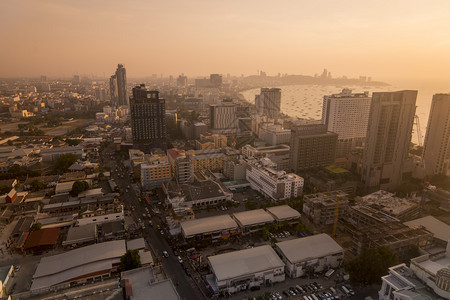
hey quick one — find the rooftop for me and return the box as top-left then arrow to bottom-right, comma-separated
24,228 -> 60,250
63,224 -> 97,246
404,216 -> 450,243
266,205 -> 301,221
181,214 -> 238,237
276,234 -> 343,264
33,240 -> 126,278
232,209 -> 274,227
208,245 -> 284,282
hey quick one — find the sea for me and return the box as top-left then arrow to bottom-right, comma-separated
240,80 -> 450,145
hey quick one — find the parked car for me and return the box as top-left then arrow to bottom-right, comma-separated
177,256 -> 183,263
163,251 -> 169,258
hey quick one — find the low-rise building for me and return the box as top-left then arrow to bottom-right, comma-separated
31,240 -> 127,290
63,224 -> 97,247
266,205 -> 301,223
242,144 -> 290,171
181,214 -> 239,240
232,209 -> 274,233
258,123 -> 291,146
275,234 -> 344,278
245,157 -> 304,201
140,153 -> 172,191
360,190 -> 421,222
207,245 -> 285,294
404,216 -> 450,246
302,191 -> 349,225
40,146 -> 83,162
223,159 -> 247,181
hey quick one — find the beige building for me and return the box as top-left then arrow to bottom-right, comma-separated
361,91 -> 417,192
140,154 -> 172,190
422,94 -> 450,176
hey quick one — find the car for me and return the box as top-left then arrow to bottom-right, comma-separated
177,256 -> 183,263
185,268 -> 192,276
14,265 -> 20,272
282,290 -> 290,297
173,249 -> 179,256
162,251 -> 169,258
160,230 -> 164,235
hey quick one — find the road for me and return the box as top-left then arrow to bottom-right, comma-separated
103,146 -> 203,300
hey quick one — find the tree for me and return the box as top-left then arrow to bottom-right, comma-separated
345,246 -> 398,286
30,223 -> 42,232
245,199 -> 258,210
30,179 -> 45,192
54,153 -> 78,172
71,180 -> 89,195
120,249 -> 141,271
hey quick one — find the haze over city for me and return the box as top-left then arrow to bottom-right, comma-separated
1,0 -> 450,85
1,1 -> 450,300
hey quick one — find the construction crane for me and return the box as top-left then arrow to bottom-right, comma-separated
414,115 -> 423,147
332,197 -> 340,238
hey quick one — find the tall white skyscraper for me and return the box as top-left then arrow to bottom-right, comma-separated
255,88 -> 281,119
422,94 -> 450,176
322,89 -> 372,157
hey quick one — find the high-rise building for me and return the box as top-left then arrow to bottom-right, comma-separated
255,88 -> 281,119
130,84 -> 166,152
361,91 -> 417,192
109,75 -> 118,106
422,94 -> 450,176
210,74 -> 222,87
209,103 -> 239,131
289,124 -> 338,172
322,89 -> 372,157
177,74 -> 187,87
115,64 -> 128,106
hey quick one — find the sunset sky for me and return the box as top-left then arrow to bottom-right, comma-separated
1,0 -> 449,84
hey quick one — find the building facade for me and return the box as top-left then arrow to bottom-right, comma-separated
255,88 -> 281,119
245,158 -> 304,200
289,124 -> 338,172
422,94 -> 450,176
361,91 -> 417,192
130,84 -> 166,152
322,89 -> 372,158
140,154 -> 172,191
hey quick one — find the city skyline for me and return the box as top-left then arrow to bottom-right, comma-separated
0,0 -> 449,85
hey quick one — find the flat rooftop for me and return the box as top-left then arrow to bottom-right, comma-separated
276,234 -> 343,264
181,214 -> 238,237
208,245 -> 285,282
266,205 -> 301,221
232,209 -> 274,227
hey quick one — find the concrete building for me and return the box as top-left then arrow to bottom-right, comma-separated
181,214 -> 239,240
207,245 -> 285,294
290,124 -> 338,172
130,84 -> 166,152
195,133 -> 227,150
40,146 -> 83,162
177,178 -> 233,207
343,205 -> 433,261
167,149 -> 193,184
242,144 -> 290,171
223,159 -> 247,181
140,153 -> 172,191
232,209 -> 274,233
186,148 -> 239,173
379,261 -> 449,300
0,265 -> 13,298
361,91 -> 417,192
209,102 -> 239,133
258,124 -> 291,146
322,89 -> 372,158
275,234 -> 344,278
422,94 -> 450,176
245,158 -> 304,201
303,191 -> 349,225
115,64 -> 128,107
360,190 -> 420,222
255,88 -> 281,119
122,267 -> 180,300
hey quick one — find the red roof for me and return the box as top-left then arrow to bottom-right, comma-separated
167,148 -> 185,160
24,228 -> 60,250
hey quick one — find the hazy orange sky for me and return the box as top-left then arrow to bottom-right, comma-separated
1,0 -> 449,83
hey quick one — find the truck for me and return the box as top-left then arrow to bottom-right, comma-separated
325,268 -> 335,279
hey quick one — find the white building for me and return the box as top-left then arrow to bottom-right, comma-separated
255,88 -> 281,119
181,214 -> 239,240
275,234 -> 344,278
322,89 -> 372,157
245,158 -> 304,201
242,144 -> 290,171
209,103 -> 239,130
207,245 -> 285,294
258,124 -> 291,146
